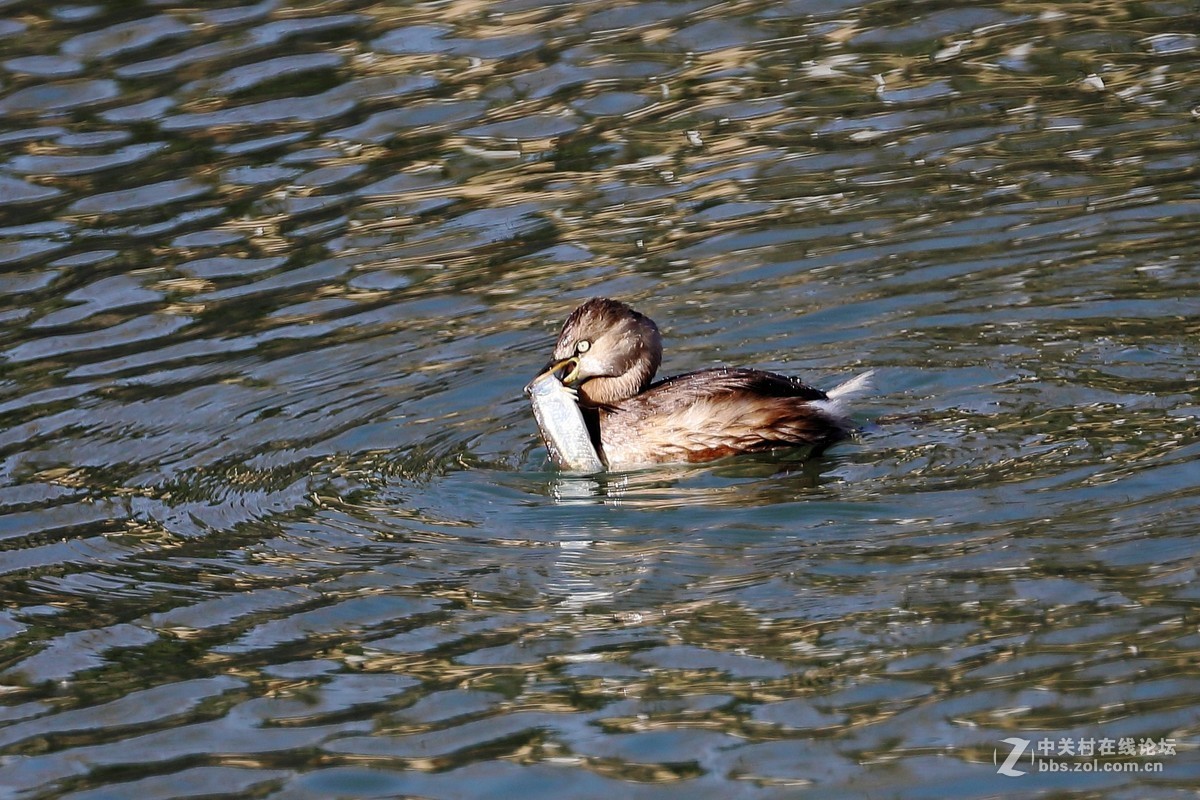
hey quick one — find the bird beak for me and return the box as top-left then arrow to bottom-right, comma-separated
523,357 -> 580,396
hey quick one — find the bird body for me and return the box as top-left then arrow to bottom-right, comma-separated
528,298 -> 870,470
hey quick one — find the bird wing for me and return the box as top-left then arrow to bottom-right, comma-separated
598,369 -> 845,466
644,368 -> 828,407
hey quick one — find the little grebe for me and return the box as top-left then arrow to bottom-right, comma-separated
531,298 -> 872,469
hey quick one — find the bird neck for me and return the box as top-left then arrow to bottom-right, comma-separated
580,350 -> 660,405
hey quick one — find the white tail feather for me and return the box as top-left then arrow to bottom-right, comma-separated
812,369 -> 875,417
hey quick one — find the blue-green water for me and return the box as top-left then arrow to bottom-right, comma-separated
0,1 -> 1198,797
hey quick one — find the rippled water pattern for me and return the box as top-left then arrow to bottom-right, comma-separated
1,0 -> 1199,797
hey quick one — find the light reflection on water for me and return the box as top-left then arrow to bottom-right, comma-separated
0,0 -> 1199,797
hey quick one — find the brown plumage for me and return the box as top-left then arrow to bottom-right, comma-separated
532,298 -> 871,470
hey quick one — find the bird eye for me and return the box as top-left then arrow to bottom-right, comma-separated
576,340 -> 590,354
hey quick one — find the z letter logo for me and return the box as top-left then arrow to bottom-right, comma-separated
996,737 -> 1029,777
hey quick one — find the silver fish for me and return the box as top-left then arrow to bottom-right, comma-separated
525,372 -> 605,473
